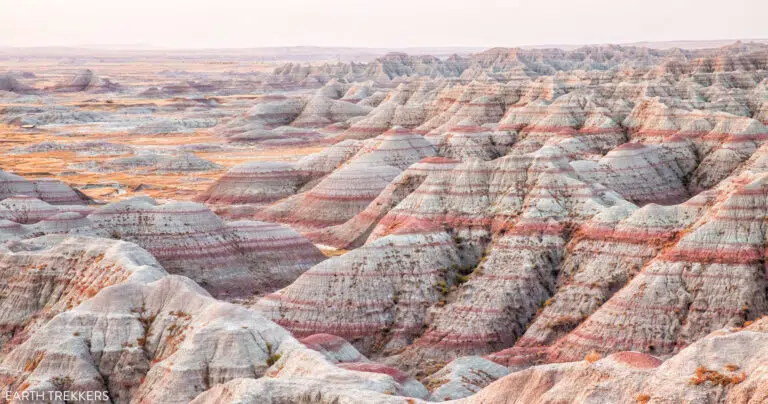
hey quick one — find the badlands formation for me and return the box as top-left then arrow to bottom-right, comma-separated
0,42 -> 768,403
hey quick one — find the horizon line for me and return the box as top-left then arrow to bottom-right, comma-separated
2,38 -> 768,52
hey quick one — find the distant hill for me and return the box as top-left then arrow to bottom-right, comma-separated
1,39 -> 766,62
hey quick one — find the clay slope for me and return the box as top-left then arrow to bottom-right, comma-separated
248,111 -> 767,369
548,172 -> 768,362
83,197 -> 325,299
467,319 -> 768,404
0,170 -> 91,205
306,156 -> 459,249
190,321 -> 768,403
233,42 -> 768,369
256,219 -> 462,354
256,128 -> 436,229
198,139 -> 365,218
0,188 -> 324,300
0,235 -> 165,353
0,238 -> 429,403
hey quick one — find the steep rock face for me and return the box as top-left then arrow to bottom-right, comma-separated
294,139 -> 366,179
367,146 -> 580,263
550,173 -> 768,362
419,83 -> 522,136
258,129 -> 435,230
282,114 -> 754,367
0,235 -> 165,352
573,140 -> 698,205
489,142 -> 768,368
199,140 -> 367,219
339,81 -> 443,140
498,101 -> 552,133
574,113 -> 627,155
0,274 -> 290,403
368,158 -> 494,254
497,100 -> 595,155
618,100 -> 768,196
5,42 -> 768,403
341,82 -> 377,103
403,172 -> 633,364
755,101 -> 768,124
350,127 -> 437,170
273,136 -> 652,368
689,117 -> 768,192
496,202 -> 702,367
306,157 -> 459,249
226,220 -> 328,289
516,105 -> 585,152
253,97 -> 762,368
422,95 -> 506,137
435,121 -> 516,161
0,240 -> 428,404
85,197 -> 324,298
256,221 -> 463,356
257,162 -> 402,229
624,99 -> 681,142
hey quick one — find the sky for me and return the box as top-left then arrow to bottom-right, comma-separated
1,0 -> 766,49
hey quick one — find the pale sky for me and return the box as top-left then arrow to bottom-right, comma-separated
1,0 -> 766,49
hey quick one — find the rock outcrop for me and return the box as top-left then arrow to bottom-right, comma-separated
256,128 -> 435,229
50,69 -> 120,93
0,171 -> 91,205
256,220 -> 463,355
84,197 -> 325,299
0,238 -> 428,404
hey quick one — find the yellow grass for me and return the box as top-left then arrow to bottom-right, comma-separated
0,124 -> 324,203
